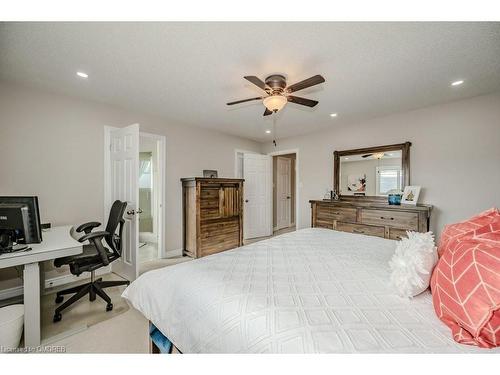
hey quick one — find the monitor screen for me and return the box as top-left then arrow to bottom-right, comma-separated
0,196 -> 42,244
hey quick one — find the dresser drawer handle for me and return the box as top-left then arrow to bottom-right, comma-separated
380,216 -> 394,220
333,212 -> 341,215
352,229 -> 365,234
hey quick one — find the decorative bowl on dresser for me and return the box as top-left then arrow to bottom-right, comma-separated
310,199 -> 432,239
313,141 -> 432,239
181,178 -> 244,258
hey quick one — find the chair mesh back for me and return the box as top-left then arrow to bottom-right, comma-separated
105,200 -> 127,254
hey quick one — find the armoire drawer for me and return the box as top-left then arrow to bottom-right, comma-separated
361,209 -> 418,230
336,222 -> 385,238
200,232 -> 240,256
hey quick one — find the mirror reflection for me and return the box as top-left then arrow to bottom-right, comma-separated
339,150 -> 402,196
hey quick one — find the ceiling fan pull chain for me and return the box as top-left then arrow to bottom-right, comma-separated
273,112 -> 277,147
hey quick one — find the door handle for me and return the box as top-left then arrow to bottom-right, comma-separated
136,208 -> 143,214
126,209 -> 136,215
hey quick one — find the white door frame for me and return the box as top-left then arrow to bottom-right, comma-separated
234,148 -> 258,178
268,148 -> 300,229
104,126 -> 167,259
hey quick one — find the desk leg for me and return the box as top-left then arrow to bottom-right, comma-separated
23,262 -> 41,347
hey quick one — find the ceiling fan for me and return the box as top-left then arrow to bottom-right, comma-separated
362,152 -> 385,159
227,74 -> 325,116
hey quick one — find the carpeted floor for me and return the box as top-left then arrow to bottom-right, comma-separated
42,256 -> 191,351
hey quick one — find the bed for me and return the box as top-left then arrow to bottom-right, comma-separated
122,228 -> 498,353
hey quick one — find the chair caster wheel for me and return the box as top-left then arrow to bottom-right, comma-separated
53,313 -> 62,323
106,303 -> 113,312
55,295 -> 64,303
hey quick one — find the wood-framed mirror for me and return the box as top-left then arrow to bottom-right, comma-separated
334,142 -> 411,200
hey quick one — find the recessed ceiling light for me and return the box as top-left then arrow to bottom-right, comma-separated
330,113 -> 338,117
265,130 -> 271,134
451,80 -> 464,86
76,71 -> 88,79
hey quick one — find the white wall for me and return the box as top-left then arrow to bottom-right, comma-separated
0,81 -> 261,286
262,93 -> 500,234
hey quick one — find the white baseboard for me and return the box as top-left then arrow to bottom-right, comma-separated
274,223 -> 296,231
0,285 -> 23,301
165,248 -> 182,258
0,266 -> 113,301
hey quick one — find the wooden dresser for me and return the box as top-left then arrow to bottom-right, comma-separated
182,178 -> 244,258
310,199 -> 432,240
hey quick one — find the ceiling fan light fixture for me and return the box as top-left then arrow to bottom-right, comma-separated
263,95 -> 287,112
373,152 -> 385,159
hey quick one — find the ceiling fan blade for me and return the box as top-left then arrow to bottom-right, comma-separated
362,154 -> 373,158
263,108 -> 273,116
287,95 -> 319,107
244,76 -> 269,91
226,97 -> 262,105
287,75 -> 325,93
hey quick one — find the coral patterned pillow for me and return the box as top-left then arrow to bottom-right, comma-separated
430,214 -> 500,348
437,208 -> 500,257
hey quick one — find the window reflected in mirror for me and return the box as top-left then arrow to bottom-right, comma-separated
339,150 -> 402,196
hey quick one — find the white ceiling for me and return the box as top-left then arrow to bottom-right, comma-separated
342,150 -> 402,162
1,22 -> 500,142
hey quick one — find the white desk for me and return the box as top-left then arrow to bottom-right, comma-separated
0,225 -> 82,347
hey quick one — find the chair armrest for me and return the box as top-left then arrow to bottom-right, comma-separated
78,231 -> 111,266
76,221 -> 101,234
78,231 -> 109,243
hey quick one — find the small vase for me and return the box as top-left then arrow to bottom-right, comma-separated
388,194 -> 402,205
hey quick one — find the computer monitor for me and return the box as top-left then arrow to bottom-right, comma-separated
0,196 -> 42,252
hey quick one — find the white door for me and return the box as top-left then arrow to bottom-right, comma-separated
243,153 -> 272,239
109,124 -> 139,281
276,157 -> 292,230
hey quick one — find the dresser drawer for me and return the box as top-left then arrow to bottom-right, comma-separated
315,219 -> 333,229
316,204 -> 357,222
388,228 -> 409,241
336,222 -> 385,238
361,209 -> 418,230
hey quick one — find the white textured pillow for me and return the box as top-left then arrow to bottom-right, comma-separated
389,231 -> 438,298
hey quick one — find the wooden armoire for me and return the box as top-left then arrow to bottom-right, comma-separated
181,178 -> 244,258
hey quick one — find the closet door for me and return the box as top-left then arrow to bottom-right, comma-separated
243,154 -> 272,239
276,157 -> 292,230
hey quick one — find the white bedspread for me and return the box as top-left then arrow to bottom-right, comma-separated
122,228 -> 497,353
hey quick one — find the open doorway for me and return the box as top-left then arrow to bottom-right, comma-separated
138,133 -> 165,267
272,153 -> 297,235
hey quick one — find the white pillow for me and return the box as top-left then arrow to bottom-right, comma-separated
389,231 -> 438,298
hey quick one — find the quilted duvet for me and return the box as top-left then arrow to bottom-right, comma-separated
123,228 -> 499,353
431,209 -> 500,348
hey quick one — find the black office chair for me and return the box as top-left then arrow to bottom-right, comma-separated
53,200 -> 130,322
